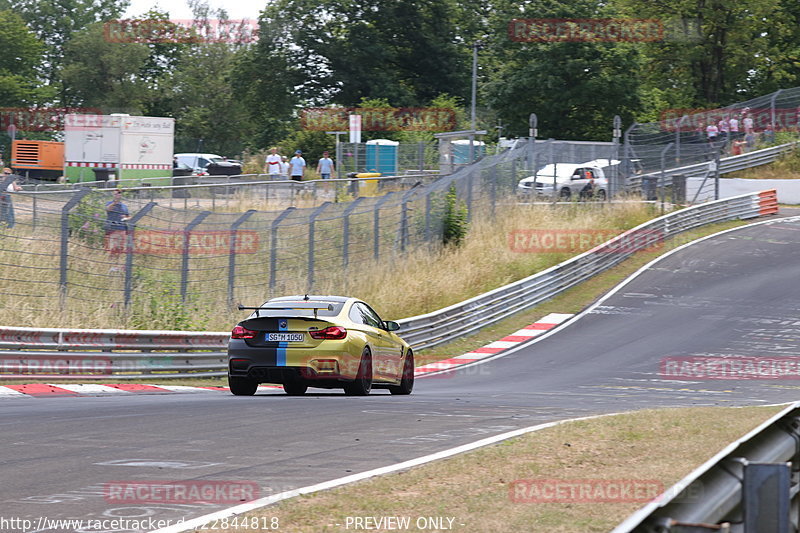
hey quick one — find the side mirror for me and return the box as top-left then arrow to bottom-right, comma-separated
384,321 -> 401,332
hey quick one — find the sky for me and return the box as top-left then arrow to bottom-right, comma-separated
124,0 -> 265,21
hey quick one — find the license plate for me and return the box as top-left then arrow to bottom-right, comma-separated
267,333 -> 304,342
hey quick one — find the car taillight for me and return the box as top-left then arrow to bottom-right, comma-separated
231,325 -> 257,339
309,326 -> 347,340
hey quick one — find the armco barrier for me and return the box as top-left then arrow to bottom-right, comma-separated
628,142 -> 797,190
0,190 -> 778,379
396,189 -> 777,350
613,401 -> 800,532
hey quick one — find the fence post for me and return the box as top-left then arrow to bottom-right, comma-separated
659,142 -> 674,214
180,211 -> 211,302
342,196 -> 365,268
227,209 -> 257,304
612,115 -> 622,199
510,159 -> 517,194
399,187 -> 419,252
59,188 -> 91,303
373,192 -> 396,260
123,202 -> 158,308
771,89 -> 783,132
307,202 -> 331,288
418,141 -> 425,172
424,187 -> 433,242
269,207 -> 296,290
489,163 -> 497,218
466,170 -> 474,221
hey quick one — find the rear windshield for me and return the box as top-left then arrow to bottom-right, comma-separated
248,301 -> 344,318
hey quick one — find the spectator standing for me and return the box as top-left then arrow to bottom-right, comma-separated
280,156 -> 289,178
289,150 -> 306,181
706,121 -> 719,145
743,114 -> 754,135
264,147 -> 282,178
104,189 -> 130,270
717,116 -> 729,145
0,168 -> 21,228
316,151 -> 335,179
729,115 -> 740,141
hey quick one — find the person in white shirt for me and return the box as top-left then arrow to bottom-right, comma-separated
280,156 -> 289,178
316,151 -> 335,179
728,116 -> 740,140
289,150 -> 306,181
264,147 -> 282,178
743,115 -> 754,134
706,122 -> 719,144
1,168 -> 20,228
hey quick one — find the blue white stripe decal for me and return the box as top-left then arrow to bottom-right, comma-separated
277,319 -> 288,366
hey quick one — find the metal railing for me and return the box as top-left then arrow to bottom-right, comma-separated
0,190 -> 777,379
627,142 -> 797,191
613,401 -> 800,532
396,189 -> 776,350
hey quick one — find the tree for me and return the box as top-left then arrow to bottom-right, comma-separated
6,0 -> 129,102
611,0 -> 785,106
483,0 -> 644,139
60,23 -> 152,113
0,10 -> 49,107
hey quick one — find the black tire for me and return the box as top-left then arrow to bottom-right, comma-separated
344,349 -> 372,396
389,351 -> 414,395
559,188 -> 571,200
283,380 -> 308,396
595,189 -> 607,201
228,375 -> 258,396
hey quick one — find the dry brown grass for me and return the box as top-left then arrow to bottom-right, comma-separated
214,405 -> 783,533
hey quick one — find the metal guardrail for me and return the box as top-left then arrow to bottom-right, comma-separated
396,190 -> 777,350
628,142 -> 797,190
613,401 -> 800,532
0,190 -> 777,379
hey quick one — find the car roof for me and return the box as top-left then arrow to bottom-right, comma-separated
175,153 -> 223,159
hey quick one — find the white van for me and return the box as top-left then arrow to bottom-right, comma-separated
517,159 -> 619,200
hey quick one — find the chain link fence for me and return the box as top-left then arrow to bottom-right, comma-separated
0,141 -> 542,328
623,87 -> 800,191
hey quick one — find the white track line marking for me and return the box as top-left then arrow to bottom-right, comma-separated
151,411 -> 627,533
51,384 -> 131,394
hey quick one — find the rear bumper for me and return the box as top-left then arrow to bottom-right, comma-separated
228,338 -> 363,381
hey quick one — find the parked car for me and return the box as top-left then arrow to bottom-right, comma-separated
174,153 -> 242,176
227,295 -> 414,396
517,159 -> 620,201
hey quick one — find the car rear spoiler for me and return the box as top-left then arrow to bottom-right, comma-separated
238,303 -> 334,319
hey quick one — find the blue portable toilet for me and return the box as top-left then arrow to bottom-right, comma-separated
452,139 -> 485,164
365,139 -> 399,175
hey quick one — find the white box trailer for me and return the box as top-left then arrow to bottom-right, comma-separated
64,113 -> 174,183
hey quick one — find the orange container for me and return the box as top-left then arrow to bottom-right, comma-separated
11,140 -> 64,171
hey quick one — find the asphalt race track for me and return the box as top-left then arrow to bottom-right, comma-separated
4,218 -> 800,531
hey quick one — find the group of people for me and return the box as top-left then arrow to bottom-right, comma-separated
264,148 -> 336,181
704,110 -> 770,154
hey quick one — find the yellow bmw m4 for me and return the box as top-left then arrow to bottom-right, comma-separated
227,295 -> 413,396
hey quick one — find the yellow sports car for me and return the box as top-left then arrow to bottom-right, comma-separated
227,295 -> 413,396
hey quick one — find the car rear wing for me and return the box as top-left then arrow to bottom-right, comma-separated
238,303 -> 335,319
